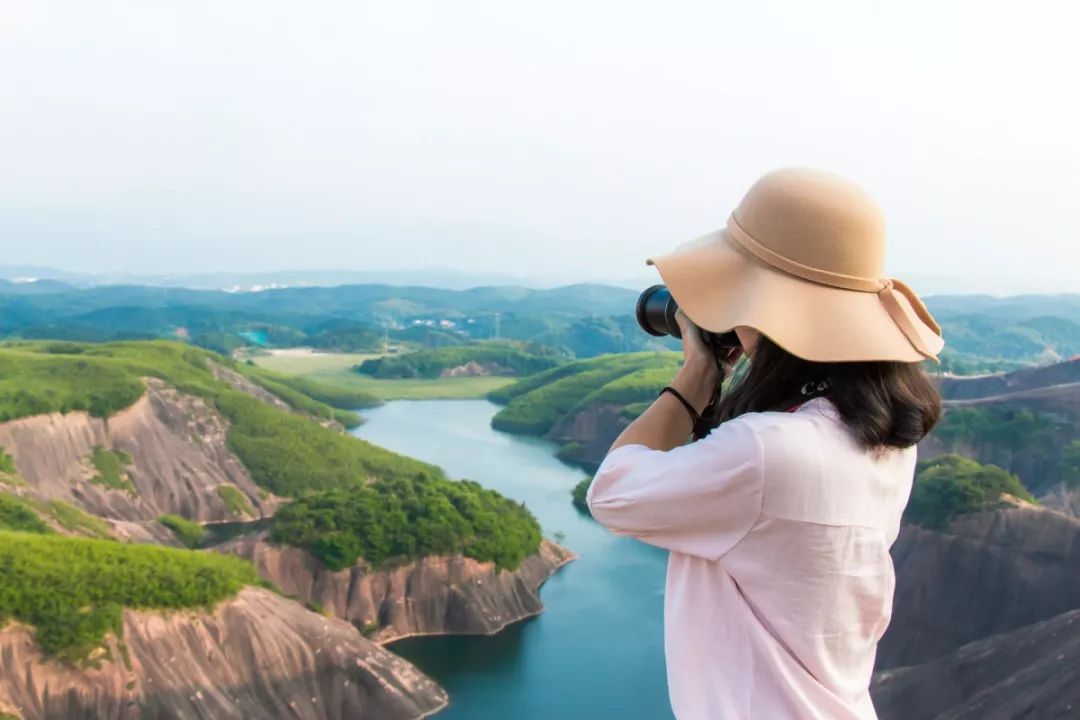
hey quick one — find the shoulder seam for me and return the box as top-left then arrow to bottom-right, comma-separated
714,421 -> 766,562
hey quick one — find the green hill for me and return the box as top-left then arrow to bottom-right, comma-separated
904,454 -> 1036,530
355,341 -> 564,379
269,473 -> 541,572
489,352 -> 682,436
0,527 -> 258,661
0,339 -> 543,583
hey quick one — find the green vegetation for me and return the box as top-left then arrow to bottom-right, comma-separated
905,455 -> 1036,530
0,493 -> 52,533
1060,440 -> 1080,489
159,514 -> 206,548
236,362 -> 377,425
356,341 -> 563,380
0,341 -> 435,497
0,347 -> 146,421
0,340 -> 543,575
216,484 -> 253,517
249,350 -> 514,400
490,352 -> 681,435
270,473 -> 542,572
572,478 -> 592,515
88,446 -> 134,493
0,449 -> 16,475
38,500 -> 113,539
0,530 -> 258,660
934,406 -> 1059,454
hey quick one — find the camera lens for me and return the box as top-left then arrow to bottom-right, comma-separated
635,284 -> 742,349
636,285 -> 682,338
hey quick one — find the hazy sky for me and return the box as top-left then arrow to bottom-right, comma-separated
2,1 -> 1078,293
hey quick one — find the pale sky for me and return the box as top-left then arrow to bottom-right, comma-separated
2,1 -> 1078,293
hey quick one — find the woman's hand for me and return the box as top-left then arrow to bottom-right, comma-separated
671,310 -> 722,414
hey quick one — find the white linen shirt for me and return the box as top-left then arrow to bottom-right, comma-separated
586,397 -> 915,720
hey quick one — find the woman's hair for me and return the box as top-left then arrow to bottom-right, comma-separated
715,335 -> 942,451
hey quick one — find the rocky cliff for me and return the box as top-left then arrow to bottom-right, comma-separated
878,503 -> 1080,669
546,403 -> 628,471
0,587 -> 447,720
0,379 -> 275,541
218,534 -> 576,643
872,608 -> 1080,720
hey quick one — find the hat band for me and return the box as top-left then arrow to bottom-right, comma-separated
726,214 -> 884,292
726,214 -> 942,360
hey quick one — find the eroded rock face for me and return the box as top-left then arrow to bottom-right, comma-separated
0,587 -> 448,720
0,379 -> 275,533
546,403 -> 628,471
218,534 -> 576,643
878,505 -> 1080,670
872,609 -> 1080,720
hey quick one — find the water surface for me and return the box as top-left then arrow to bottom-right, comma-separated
352,400 -> 673,720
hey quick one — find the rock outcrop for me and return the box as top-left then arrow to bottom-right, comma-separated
0,379 -> 275,537
878,504 -> 1080,670
546,403 -> 628,471
872,609 -> 1080,720
0,587 -> 447,720
218,534 -> 576,643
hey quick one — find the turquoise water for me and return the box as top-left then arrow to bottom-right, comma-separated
237,330 -> 268,346
352,400 -> 674,720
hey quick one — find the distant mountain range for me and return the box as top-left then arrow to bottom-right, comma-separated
1,276 -> 1077,368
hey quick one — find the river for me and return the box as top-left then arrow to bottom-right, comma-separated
352,399 -> 674,720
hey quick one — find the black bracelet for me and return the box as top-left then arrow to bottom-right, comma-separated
659,386 -> 701,428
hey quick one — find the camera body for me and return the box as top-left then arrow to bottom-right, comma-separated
635,284 -> 741,350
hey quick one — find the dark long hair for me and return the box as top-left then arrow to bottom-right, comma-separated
715,335 -> 942,451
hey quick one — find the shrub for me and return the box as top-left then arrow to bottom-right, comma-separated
159,514 -> 206,548
571,478 -> 592,515
270,473 -> 542,572
216,485 -> 253,517
0,493 -> 52,533
0,530 -> 258,660
89,446 -> 135,494
905,454 -> 1036,530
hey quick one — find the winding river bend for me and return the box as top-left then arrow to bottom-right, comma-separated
352,399 -> 674,720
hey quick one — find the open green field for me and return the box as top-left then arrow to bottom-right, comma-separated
248,349 -> 515,400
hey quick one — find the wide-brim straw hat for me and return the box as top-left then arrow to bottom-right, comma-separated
646,168 -> 945,363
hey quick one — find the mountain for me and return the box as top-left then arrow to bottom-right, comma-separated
922,357 -> 1080,516
0,340 -> 571,719
0,586 -> 447,720
871,501 -> 1080,719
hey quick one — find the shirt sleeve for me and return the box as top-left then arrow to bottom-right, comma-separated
585,417 -> 764,560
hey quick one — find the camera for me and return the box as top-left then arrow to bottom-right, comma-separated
635,284 -> 741,350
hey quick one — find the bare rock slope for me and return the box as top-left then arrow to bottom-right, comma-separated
220,534 -> 576,643
878,504 -> 1080,670
873,609 -> 1080,720
0,379 -> 274,539
0,587 -> 447,720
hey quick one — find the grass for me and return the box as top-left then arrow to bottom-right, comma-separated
0,493 -> 53,533
0,449 -> 15,475
37,499 -> 113,539
159,513 -> 206,548
490,352 -> 680,435
216,484 -> 253,517
0,529 -> 258,660
89,446 -> 135,494
249,350 -> 514,400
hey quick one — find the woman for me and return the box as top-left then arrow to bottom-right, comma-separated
587,168 -> 944,720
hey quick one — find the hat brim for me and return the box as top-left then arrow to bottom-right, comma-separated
646,229 -> 944,363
